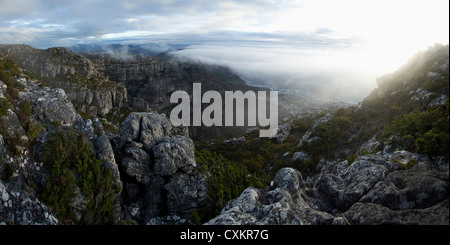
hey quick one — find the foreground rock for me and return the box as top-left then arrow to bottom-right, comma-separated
207,151 -> 449,225
0,180 -> 58,225
205,168 -> 341,225
115,112 -> 206,224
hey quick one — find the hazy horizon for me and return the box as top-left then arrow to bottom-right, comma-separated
1,0 -> 449,101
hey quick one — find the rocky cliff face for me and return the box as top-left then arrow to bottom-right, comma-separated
0,44 -> 128,117
0,56 -> 206,224
84,53 -> 255,112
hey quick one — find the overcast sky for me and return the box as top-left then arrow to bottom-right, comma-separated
1,0 -> 449,100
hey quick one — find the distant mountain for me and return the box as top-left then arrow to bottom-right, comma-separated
68,43 -> 157,57
68,43 -> 189,56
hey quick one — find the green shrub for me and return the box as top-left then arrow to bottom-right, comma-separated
27,120 -> 43,140
40,127 -> 116,224
17,100 -> 33,125
303,116 -> 352,155
195,149 -> 262,223
382,99 -> 449,155
0,98 -> 11,117
0,161 -> 14,182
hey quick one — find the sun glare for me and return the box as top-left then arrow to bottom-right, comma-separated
268,0 -> 449,74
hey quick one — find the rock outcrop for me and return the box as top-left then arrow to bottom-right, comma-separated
114,112 -> 206,224
1,179 -> 59,225
271,123 -> 291,144
207,151 -> 449,225
0,44 -> 128,117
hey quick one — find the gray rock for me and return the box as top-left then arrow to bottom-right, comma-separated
271,123 -> 291,144
139,176 -> 166,221
223,136 -> 245,146
318,159 -> 349,176
357,135 -> 380,155
119,112 -> 172,148
140,113 -> 172,150
121,142 -> 153,185
147,215 -> 187,225
95,135 -> 122,192
428,94 -> 448,107
73,118 -> 95,139
152,136 -> 196,176
0,135 -> 5,174
0,45 -> 127,118
116,112 -> 204,224
291,151 -> 310,162
359,162 -> 448,210
0,109 -> 28,144
206,168 -> 339,225
314,159 -> 391,212
19,80 -> 78,126
165,173 -> 207,217
206,149 -> 448,225
344,200 -> 449,225
0,179 -> 59,225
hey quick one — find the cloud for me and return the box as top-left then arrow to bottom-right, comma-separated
170,35 -> 381,101
0,0 -> 307,47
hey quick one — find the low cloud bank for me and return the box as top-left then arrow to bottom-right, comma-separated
172,43 -> 383,102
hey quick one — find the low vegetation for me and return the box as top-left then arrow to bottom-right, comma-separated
39,127 -> 117,224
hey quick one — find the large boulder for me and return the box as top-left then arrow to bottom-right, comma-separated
119,112 -> 172,148
0,109 -> 28,144
359,162 -> 448,210
19,78 -> 78,127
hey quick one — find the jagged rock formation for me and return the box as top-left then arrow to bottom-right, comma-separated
206,151 -> 449,225
112,112 -> 206,224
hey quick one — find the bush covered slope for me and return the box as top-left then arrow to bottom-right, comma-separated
197,44 -> 449,224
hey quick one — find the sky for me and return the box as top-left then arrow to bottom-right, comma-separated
1,0 -> 449,100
